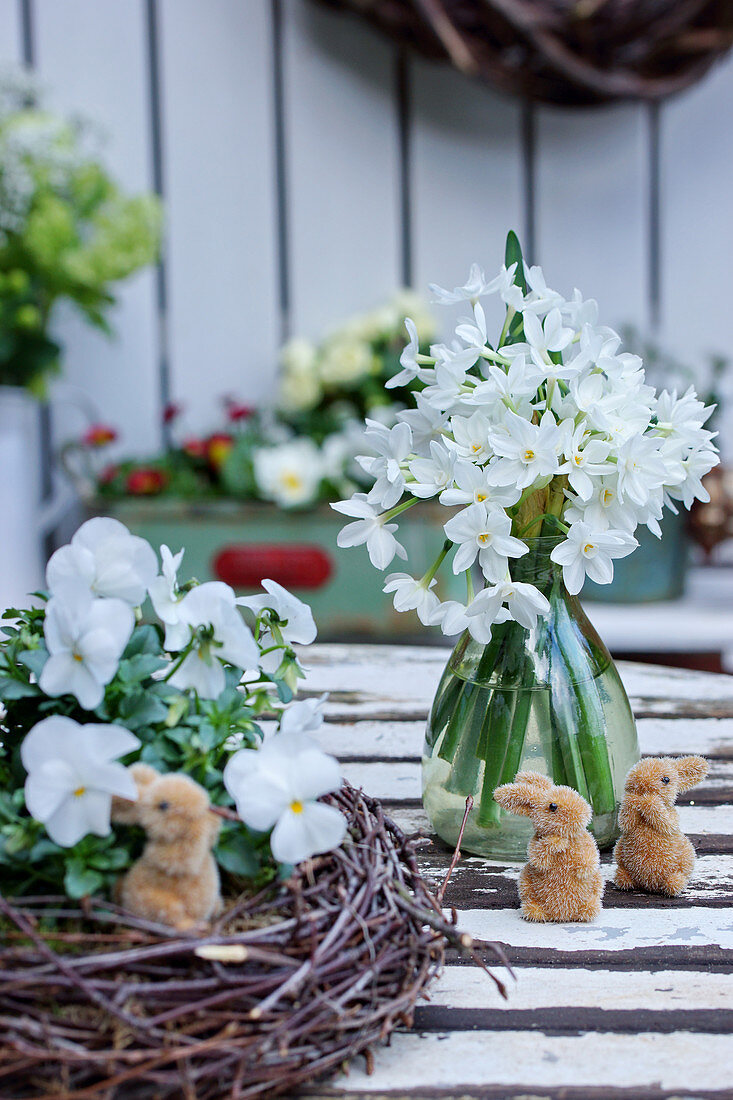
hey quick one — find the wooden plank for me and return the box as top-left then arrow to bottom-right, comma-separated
315,716 -> 733,760
410,58 -> 523,338
159,0 -> 280,431
303,1030 -> 733,1094
284,0 -> 400,336
535,105 -> 647,329
34,0 -> 161,457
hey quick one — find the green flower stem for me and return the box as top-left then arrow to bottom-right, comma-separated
422,539 -> 452,586
382,497 -> 419,522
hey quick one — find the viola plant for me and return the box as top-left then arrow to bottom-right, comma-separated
0,518 -> 346,900
332,232 -> 719,845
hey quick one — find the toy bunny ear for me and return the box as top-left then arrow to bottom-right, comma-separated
494,780 -> 539,817
514,771 -> 552,790
675,756 -> 708,791
111,763 -> 160,824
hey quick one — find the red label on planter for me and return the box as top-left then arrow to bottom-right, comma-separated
212,544 -> 333,590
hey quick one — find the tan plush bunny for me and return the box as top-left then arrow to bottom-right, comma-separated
614,756 -> 708,896
112,764 -> 222,931
494,771 -> 603,922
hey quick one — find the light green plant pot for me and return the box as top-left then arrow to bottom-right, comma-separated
89,497 -> 463,641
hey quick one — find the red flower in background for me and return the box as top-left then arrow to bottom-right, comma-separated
99,463 -> 119,485
182,437 -> 206,458
227,402 -> 255,423
163,401 -> 183,425
126,468 -> 167,495
206,432 -> 235,471
83,424 -> 118,447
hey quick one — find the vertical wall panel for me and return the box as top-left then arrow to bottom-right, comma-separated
159,0 -> 279,432
34,0 -> 161,457
411,63 -> 523,337
536,106 -> 648,330
284,0 -> 400,337
662,54 -> 733,458
0,0 -> 20,57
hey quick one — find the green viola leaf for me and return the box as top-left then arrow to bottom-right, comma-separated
19,647 -> 49,677
216,827 -> 260,877
64,860 -> 105,899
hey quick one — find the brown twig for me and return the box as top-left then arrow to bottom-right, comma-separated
436,795 -> 473,906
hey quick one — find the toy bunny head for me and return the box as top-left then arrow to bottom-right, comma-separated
136,773 -> 213,842
111,762 -> 159,824
494,771 -> 592,837
624,756 -> 708,808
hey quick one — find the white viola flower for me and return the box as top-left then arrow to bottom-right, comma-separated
21,716 -> 140,848
488,409 -> 562,490
332,494 -> 407,571
550,522 -> 637,595
443,502 -> 527,581
148,545 -> 189,651
46,517 -> 157,606
278,694 -> 328,739
253,439 -> 323,508
615,435 -> 669,507
469,580 -> 550,631
522,308 -> 575,369
169,582 -> 260,699
665,442 -> 719,509
398,396 -> 448,456
560,424 -> 614,501
40,596 -> 134,711
429,261 -> 515,305
383,572 -> 440,626
358,419 -> 413,510
387,317 -> 421,389
237,578 -> 317,676
408,440 -> 455,498
449,410 -> 492,464
440,459 -> 521,509
223,731 -> 346,865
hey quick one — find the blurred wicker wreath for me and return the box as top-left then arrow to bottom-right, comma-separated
0,786 -> 506,1100
317,0 -> 733,105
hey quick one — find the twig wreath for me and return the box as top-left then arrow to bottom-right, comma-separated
0,787 -> 507,1099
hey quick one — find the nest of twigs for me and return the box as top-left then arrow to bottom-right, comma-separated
0,785 -> 505,1099
318,0 -> 733,106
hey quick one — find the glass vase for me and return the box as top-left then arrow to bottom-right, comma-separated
422,536 -> 640,861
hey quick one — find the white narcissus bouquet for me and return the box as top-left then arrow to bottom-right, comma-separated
0,518 -> 346,900
332,232 -> 719,636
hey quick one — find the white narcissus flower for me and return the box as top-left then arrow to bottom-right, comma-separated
443,502 -> 527,581
551,522 -> 637,595
40,595 -> 134,710
223,731 -> 346,865
332,495 -> 407,571
383,573 -> 440,626
408,440 -> 455,498
21,716 -> 140,848
387,316 -> 420,388
358,420 -> 413,510
148,544 -> 189,650
560,424 -> 614,501
614,435 -> 669,507
439,460 -> 520,509
469,580 -> 550,631
429,262 -> 516,305
564,476 -> 636,533
169,582 -> 259,699
522,308 -> 574,367
253,439 -> 323,508
397,396 -> 448,456
46,517 -> 157,606
488,409 -> 562,490
450,411 -> 492,464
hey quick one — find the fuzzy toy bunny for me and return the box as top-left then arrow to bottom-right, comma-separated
614,756 -> 708,896
494,771 -> 603,922
112,764 -> 222,931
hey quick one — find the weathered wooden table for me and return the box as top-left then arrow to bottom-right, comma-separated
295,644 -> 733,1100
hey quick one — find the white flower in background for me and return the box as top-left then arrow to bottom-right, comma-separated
614,435 -> 669,507
318,336 -> 374,386
398,395 -> 448,456
46,517 -> 157,606
439,460 -> 521,509
278,338 -> 321,413
238,578 -> 317,675
223,730 -> 346,864
488,409 -> 562,489
560,425 -> 614,501
148,544 -> 189,650
654,386 -> 715,444
253,439 -> 323,508
469,580 -> 550,631
168,582 -> 259,699
279,694 -> 328,738
358,419 -> 412,510
408,441 -> 455,498
666,443 -> 720,509
386,317 -> 420,388
450,411 -> 492,464
444,502 -> 527,580
332,494 -> 407,570
383,573 -> 440,625
40,595 -> 134,710
429,262 -> 516,305
551,522 -> 637,595
21,716 -> 140,847
561,288 -> 599,329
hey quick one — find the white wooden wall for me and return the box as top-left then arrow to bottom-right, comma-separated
1,0 -> 732,459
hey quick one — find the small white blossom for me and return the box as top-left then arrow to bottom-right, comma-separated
439,460 -> 521,509
408,441 -> 455,498
253,439 -> 323,508
22,716 -> 140,848
383,573 -> 440,625
237,579 -> 317,675
40,595 -> 134,711
429,262 -> 515,305
358,420 -> 412,510
169,582 -> 259,699
560,424 -> 614,501
488,410 -> 563,489
387,317 -> 421,389
332,495 -> 407,571
46,517 -> 157,606
148,545 -> 189,650
443,503 -> 527,581
551,522 -> 637,595
449,410 -> 492,464
468,580 -> 550,631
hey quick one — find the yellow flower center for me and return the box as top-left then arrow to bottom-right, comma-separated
471,443 -> 481,453
602,489 -> 614,505
290,800 -> 304,815
72,652 -> 84,663
74,786 -> 86,798
583,543 -> 595,555
523,449 -> 535,462
574,453 -> 583,465
476,492 -> 487,503
281,472 -> 303,492
477,532 -> 491,545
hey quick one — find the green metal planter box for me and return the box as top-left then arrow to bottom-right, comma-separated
89,498 -> 463,641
